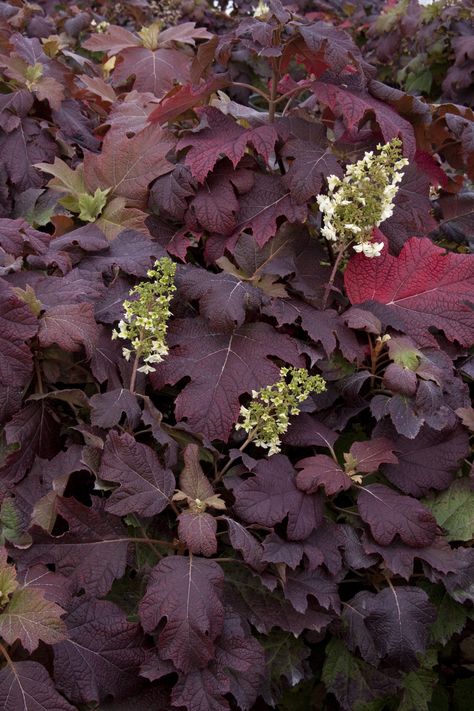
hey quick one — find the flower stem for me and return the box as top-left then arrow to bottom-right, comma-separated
322,244 -> 346,309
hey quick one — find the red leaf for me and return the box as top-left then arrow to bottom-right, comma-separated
349,437 -> 398,472
345,237 -> 474,347
0,280 -> 37,386
178,511 -> 218,556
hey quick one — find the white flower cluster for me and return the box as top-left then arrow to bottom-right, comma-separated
317,139 -> 409,258
112,258 -> 176,374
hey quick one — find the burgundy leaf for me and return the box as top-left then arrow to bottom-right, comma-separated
38,302 -> 100,358
53,598 -> 145,704
296,455 -> 351,496
177,264 -> 263,331
178,511 -> 218,556
232,455 -> 323,541
150,318 -> 302,441
17,498 -> 130,597
362,533 -> 463,581
365,586 -> 436,669
0,661 -> 74,711
349,437 -> 398,472
283,567 -> 340,613
84,124 -> 174,208
99,431 -> 175,517
377,422 -> 469,496
282,139 -> 342,204
0,279 -> 37,386
231,173 -> 307,248
79,229 -> 165,276
178,108 -> 278,182
139,556 -> 225,672
224,517 -> 264,570
90,388 -> 141,429
357,484 -> 438,547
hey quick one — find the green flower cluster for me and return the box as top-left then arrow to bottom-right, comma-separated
317,139 -> 408,258
112,257 -> 176,374
236,367 -> 326,455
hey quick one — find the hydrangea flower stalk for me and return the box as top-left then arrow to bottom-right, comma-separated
317,138 -> 408,307
317,138 -> 408,257
112,257 -> 176,390
236,367 -> 326,455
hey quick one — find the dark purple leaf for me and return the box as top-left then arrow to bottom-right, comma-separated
233,455 -> 323,541
151,318 -> 302,441
358,484 -> 438,547
53,598 -> 145,704
365,586 -> 436,669
139,556 -> 225,672
99,431 -> 175,517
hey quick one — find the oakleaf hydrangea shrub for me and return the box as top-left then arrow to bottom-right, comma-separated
0,1 -> 473,710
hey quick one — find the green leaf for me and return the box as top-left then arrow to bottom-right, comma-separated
0,588 -> 67,652
424,479 -> 474,541
421,583 -> 467,645
322,638 -> 398,711
77,187 -> 110,222
259,630 -> 310,703
0,556 -> 18,605
398,668 -> 436,711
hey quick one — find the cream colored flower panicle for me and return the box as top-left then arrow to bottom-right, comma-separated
112,258 -> 176,374
236,367 -> 326,455
317,139 -> 408,257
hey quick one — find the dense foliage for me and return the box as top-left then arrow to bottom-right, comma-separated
0,1 -> 473,710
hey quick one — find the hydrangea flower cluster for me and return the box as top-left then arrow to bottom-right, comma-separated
236,367 -> 326,455
317,139 -> 409,258
112,257 -> 176,374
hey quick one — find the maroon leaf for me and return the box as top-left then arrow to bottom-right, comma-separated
345,237 -> 474,347
53,598 -> 145,704
17,498 -> 130,597
99,431 -> 175,517
0,279 -> 37,386
83,124 -> 174,207
112,47 -> 191,96
139,556 -> 225,672
38,302 -> 100,358
0,661 -> 74,711
151,318 -> 302,441
365,586 -> 436,669
171,668 -> 228,711
309,81 -> 416,157
282,413 -> 338,449
178,511 -> 218,556
283,567 -> 341,613
231,173 -> 307,248
232,455 -> 323,541
282,139 -> 342,204
90,388 -> 141,429
296,455 -> 352,496
177,264 -> 264,331
357,484 -> 438,547
79,229 -> 165,277
224,517 -> 264,570
349,437 -> 398,472
178,108 -> 278,182
362,534 -> 463,581
1,401 -> 58,485
377,423 -> 470,496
